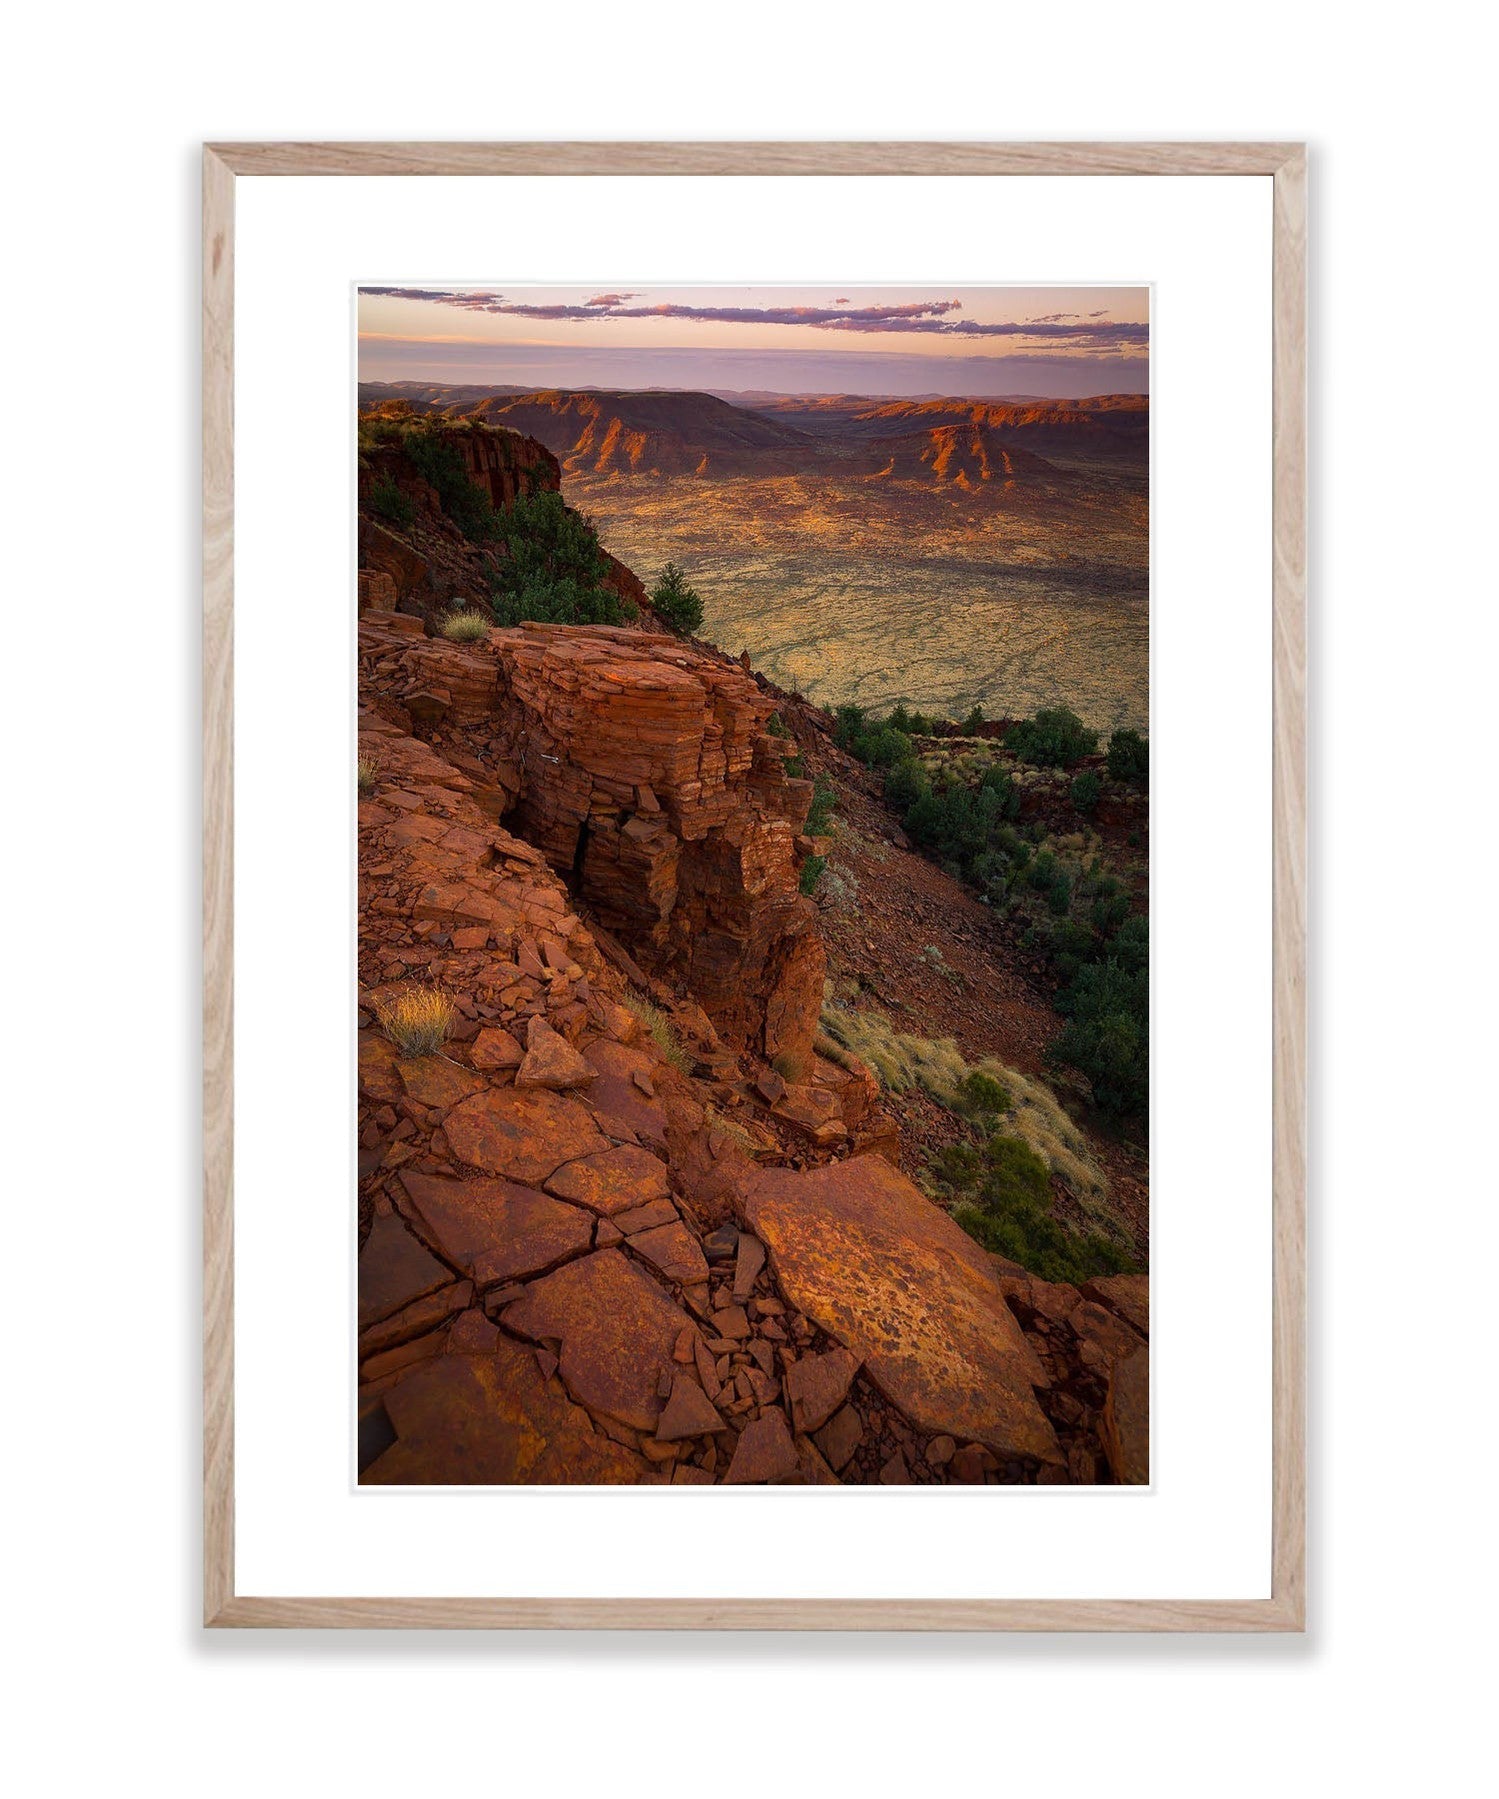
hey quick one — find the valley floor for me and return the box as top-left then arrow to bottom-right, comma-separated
568,471 -> 1149,733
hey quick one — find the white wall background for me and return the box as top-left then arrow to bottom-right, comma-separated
5,5 -> 1492,1793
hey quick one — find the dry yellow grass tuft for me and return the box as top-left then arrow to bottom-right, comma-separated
622,992 -> 692,1074
357,755 -> 380,797
438,609 -> 491,643
819,993 -> 1112,1212
374,985 -> 457,1058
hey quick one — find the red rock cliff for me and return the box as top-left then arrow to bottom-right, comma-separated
361,617 -> 826,1071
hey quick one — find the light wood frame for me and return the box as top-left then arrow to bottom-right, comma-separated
203,140 -> 1306,1631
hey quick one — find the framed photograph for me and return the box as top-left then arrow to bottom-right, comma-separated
204,141 -> 1305,1629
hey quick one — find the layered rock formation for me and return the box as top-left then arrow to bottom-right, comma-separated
492,625 -> 824,1067
361,615 -> 825,1071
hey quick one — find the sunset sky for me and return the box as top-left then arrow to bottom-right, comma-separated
358,285 -> 1149,398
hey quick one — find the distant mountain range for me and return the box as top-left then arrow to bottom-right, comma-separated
357,382 -> 1148,483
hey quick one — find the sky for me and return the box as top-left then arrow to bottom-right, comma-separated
357,285 -> 1149,399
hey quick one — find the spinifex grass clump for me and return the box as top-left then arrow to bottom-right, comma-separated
622,992 -> 692,1074
357,756 -> 380,797
438,609 -> 491,643
374,985 -> 457,1058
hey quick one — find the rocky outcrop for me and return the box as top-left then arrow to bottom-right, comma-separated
355,408 -> 559,620
492,624 -> 824,1068
362,614 -> 826,1071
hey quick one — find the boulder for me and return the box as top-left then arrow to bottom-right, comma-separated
515,1016 -> 595,1091
741,1156 -> 1061,1466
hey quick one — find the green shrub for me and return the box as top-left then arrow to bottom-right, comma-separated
962,704 -> 985,735
1071,769 -> 1103,813
784,752 -> 808,779
887,703 -> 934,736
766,712 -> 790,738
1050,959 -> 1149,1123
883,759 -> 930,811
952,1199 -> 1133,1285
833,704 -> 868,751
938,1131 -> 1132,1284
1111,914 -> 1149,975
957,1070 -> 1011,1119
799,854 -> 827,896
979,765 -> 1020,814
1090,891 -> 1131,935
651,561 -> 705,636
1005,706 -> 1100,768
1107,728 -> 1150,785
369,479 -> 415,529
489,490 -> 636,627
804,775 -> 837,836
865,726 -> 915,769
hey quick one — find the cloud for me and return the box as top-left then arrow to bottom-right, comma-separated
359,288 -> 1146,350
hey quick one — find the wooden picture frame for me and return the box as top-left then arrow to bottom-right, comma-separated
203,140 -> 1306,1630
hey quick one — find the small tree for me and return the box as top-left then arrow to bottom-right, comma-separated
1070,769 -> 1103,813
651,562 -> 705,636
1107,728 -> 1150,786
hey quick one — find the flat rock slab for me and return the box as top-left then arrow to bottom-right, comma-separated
813,1403 -> 864,1473
1101,1345 -> 1149,1485
724,1407 -> 799,1483
732,1231 -> 766,1301
358,1033 -> 405,1104
783,1344 -> 860,1435
502,1248 -> 695,1433
742,1156 -> 1062,1465
586,1076 -> 669,1147
544,1145 -> 671,1216
445,1086 -> 607,1183
400,1171 -> 594,1287
396,1055 -> 485,1111
614,1197 -> 679,1235
629,1220 -> 710,1287
584,1042 -> 669,1145
656,1371 -> 726,1441
359,1278 -> 472,1357
469,1026 -> 524,1069
359,1211 -> 457,1330
362,1346 -> 650,1485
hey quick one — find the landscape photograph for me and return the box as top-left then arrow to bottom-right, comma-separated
355,284 -> 1150,1487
